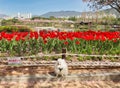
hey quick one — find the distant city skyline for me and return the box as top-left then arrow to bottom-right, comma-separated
0,0 -> 91,16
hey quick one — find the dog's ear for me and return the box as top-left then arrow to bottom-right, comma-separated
54,58 -> 58,61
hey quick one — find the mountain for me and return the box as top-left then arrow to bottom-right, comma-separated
41,11 -> 82,18
41,8 -> 120,18
0,14 -> 8,18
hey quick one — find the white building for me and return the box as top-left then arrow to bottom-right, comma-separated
17,12 -> 32,19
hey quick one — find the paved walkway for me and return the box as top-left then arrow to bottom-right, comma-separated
0,72 -> 120,82
0,72 -> 120,88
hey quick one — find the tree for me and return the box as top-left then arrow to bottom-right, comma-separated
49,16 -> 56,20
83,0 -> 120,13
68,16 -> 77,21
1,18 -> 19,26
12,18 -> 19,23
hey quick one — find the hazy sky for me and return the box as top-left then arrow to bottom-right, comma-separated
0,0 -> 90,15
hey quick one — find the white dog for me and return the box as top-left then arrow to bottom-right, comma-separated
54,58 -> 68,77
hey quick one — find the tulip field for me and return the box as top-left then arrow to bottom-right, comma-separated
0,30 -> 119,57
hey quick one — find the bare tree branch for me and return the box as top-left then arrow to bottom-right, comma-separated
83,0 -> 120,13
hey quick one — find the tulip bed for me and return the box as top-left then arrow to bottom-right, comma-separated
0,30 -> 119,57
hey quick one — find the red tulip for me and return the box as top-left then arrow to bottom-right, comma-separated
64,41 -> 68,45
76,41 -> 80,45
44,40 -> 47,44
15,36 -> 21,41
113,39 -> 117,43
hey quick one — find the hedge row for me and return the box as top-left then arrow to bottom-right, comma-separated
0,26 -> 33,32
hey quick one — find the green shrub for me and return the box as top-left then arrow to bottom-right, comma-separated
0,26 -> 33,32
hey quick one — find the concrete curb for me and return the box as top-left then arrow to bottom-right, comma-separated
1,61 -> 120,69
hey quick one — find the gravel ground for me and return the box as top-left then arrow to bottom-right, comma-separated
0,80 -> 120,88
0,66 -> 120,76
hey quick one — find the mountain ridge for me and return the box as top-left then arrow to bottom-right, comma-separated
40,8 -> 120,18
40,11 -> 82,18
0,14 -> 8,18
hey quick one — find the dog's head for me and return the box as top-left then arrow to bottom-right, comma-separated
56,58 -> 67,71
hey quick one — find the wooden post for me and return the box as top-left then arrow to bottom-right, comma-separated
62,48 -> 66,59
